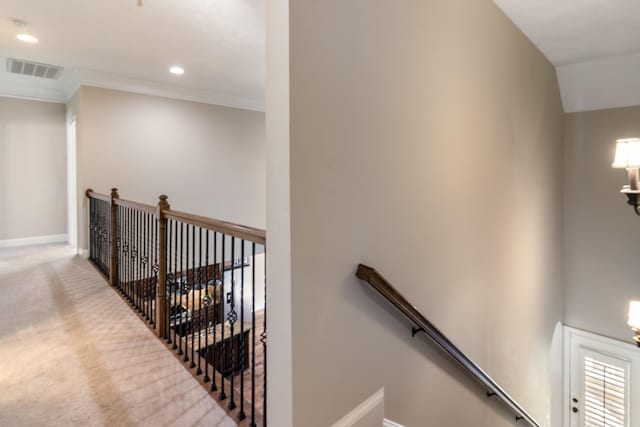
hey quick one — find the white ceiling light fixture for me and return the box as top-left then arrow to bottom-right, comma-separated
11,19 -> 39,44
169,66 -> 184,75
16,33 -> 39,44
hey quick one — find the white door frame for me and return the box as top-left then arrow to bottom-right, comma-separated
563,326 -> 640,427
66,118 -> 78,252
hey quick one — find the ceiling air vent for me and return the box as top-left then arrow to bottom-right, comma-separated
6,58 -> 63,80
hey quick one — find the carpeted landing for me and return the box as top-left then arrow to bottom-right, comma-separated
0,244 -> 236,427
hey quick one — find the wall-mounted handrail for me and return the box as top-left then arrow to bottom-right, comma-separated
356,264 -> 541,427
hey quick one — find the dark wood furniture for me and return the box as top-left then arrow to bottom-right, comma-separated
181,285 -> 224,328
192,322 -> 251,377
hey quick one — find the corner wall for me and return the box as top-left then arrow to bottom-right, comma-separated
284,0 -> 565,425
564,106 -> 640,342
0,97 -> 67,243
68,86 -> 266,251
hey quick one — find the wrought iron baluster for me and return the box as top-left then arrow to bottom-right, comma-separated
190,224 -> 196,369
122,207 -> 131,301
196,227 -> 203,376
135,209 -> 141,313
89,198 -> 93,262
219,233 -> 227,401
238,239 -> 246,421
177,222 -> 184,357
144,212 -> 150,321
117,205 -> 121,293
153,213 -> 157,327
262,248 -> 267,427
166,220 -> 173,342
250,242 -> 256,426
172,219 -> 178,350
107,199 -> 112,278
129,207 -> 134,304
184,223 -> 190,364
211,231 -> 218,393
228,236 -> 237,411
203,229 -> 211,384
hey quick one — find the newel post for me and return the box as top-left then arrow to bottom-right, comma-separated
109,188 -> 119,287
156,195 -> 170,338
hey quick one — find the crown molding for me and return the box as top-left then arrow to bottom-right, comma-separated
0,64 -> 264,111
69,69 -> 265,111
0,70 -> 68,104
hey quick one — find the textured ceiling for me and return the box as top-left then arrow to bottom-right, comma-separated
0,0 -> 264,107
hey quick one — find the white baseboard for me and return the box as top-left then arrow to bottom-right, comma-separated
0,234 -> 68,249
330,387 -> 405,427
79,248 -> 89,258
332,388 -> 384,427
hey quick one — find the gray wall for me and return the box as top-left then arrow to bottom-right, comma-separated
564,106 -> 640,343
69,86 -> 266,251
0,97 -> 67,241
284,0 -> 564,426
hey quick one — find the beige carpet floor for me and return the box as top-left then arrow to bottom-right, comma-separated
0,244 -> 236,427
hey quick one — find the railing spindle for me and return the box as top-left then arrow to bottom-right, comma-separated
196,227 -> 203,376
211,231 -> 219,393
238,239 -> 246,421
219,233 -> 227,401
228,236 -> 237,411
203,230 -> 211,384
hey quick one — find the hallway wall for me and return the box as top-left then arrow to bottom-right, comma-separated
68,86 -> 265,251
272,0 -> 565,426
0,97 -> 67,244
564,105 -> 640,342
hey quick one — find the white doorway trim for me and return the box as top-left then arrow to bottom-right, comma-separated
66,118 -> 78,252
563,325 -> 640,427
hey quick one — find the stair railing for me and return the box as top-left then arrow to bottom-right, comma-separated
356,264 -> 541,427
86,188 -> 267,426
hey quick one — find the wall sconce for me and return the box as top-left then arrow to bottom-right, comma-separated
628,301 -> 640,347
612,138 -> 640,215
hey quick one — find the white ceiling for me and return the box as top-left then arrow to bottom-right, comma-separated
494,0 -> 640,65
2,1 -> 639,113
0,0 -> 265,110
494,0 -> 640,112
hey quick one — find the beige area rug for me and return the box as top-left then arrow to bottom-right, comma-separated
0,244 -> 236,427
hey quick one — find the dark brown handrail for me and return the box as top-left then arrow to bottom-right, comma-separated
85,189 -> 266,245
114,198 -> 156,215
356,264 -> 540,427
85,189 -> 110,202
165,209 -> 266,245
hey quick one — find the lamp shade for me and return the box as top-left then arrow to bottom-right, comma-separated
628,301 -> 640,330
612,138 -> 640,168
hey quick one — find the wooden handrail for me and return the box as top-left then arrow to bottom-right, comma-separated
356,264 -> 541,427
114,198 -> 156,215
85,188 -> 266,245
85,189 -> 110,202
164,209 -> 266,245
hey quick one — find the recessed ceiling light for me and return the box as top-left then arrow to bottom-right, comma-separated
17,33 -> 38,43
169,66 -> 184,75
